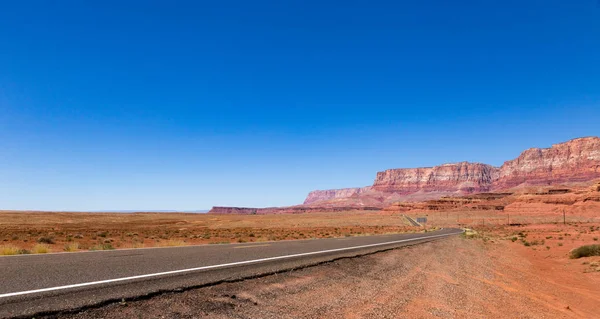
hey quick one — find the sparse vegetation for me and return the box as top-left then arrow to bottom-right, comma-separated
1,244 -> 20,255
462,229 -> 478,239
569,245 -> 600,259
162,239 -> 186,247
64,242 -> 80,252
32,244 -> 51,254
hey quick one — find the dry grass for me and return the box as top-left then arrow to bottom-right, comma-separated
161,239 -> 186,247
0,244 -> 20,255
31,244 -> 51,254
63,242 -> 79,252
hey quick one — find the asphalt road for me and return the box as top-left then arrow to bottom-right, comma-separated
404,215 -> 422,226
0,228 -> 462,318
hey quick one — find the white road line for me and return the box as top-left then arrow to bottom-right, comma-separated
0,230 -> 462,299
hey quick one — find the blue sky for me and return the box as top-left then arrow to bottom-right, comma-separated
1,1 -> 599,210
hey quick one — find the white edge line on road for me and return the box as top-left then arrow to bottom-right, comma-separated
0,229 -> 463,299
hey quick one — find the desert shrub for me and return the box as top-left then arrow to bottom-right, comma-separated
593,237 -> 598,241
0,245 -> 20,255
97,231 -> 109,238
569,245 -> 600,259
461,229 -> 478,239
131,241 -> 145,248
32,244 -> 51,254
558,242 -> 563,247
37,236 -> 55,244
63,242 -> 79,252
18,249 -> 31,254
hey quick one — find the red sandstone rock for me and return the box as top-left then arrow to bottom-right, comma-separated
372,162 -> 498,194
493,137 -> 600,189
211,137 -> 600,214
302,137 -> 600,206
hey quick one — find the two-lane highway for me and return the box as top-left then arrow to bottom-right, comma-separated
0,228 -> 463,318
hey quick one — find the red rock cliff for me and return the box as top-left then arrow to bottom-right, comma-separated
494,137 -> 600,189
372,162 -> 498,194
303,137 -> 600,206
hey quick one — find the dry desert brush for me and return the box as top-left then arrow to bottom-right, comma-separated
569,244 -> 600,259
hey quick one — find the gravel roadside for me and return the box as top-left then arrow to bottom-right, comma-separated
41,237 -> 594,319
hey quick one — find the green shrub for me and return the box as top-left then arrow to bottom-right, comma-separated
569,245 -> 600,259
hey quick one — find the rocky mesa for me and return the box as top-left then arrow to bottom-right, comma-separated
372,162 -> 498,194
304,137 -> 600,206
209,137 -> 600,214
493,136 -> 600,189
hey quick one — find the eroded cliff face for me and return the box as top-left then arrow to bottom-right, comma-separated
493,137 -> 600,189
303,137 -> 600,206
303,187 -> 372,205
372,162 -> 498,194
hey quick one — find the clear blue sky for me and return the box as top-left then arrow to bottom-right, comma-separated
1,1 -> 599,211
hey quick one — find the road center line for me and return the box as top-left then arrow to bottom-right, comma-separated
0,230 -> 462,299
